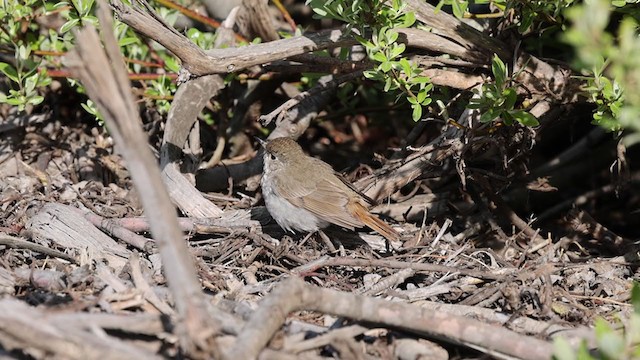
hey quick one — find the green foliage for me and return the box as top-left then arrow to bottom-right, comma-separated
0,0 -> 185,119
553,282 -> 640,360
468,55 -> 539,127
56,0 -> 98,33
434,0 -> 472,20
563,0 -> 640,139
306,0 -> 413,35
0,0 -> 52,111
0,46 -> 51,112
306,0 -> 430,121
434,0 -> 574,34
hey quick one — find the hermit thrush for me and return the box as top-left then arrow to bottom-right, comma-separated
259,137 -> 400,241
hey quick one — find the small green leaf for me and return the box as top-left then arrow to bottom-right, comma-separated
28,95 -> 44,105
24,74 -> 38,94
467,100 -> 483,109
383,77 -> 393,91
502,111 -> 514,125
6,98 -> 24,106
632,282 -> 640,314
450,0 -> 468,19
518,14 -> 534,33
434,1 -> 444,13
164,56 -> 180,73
0,62 -> 19,83
595,318 -> 625,359
399,58 -> 412,75
60,19 -> 79,33
552,337 -> 577,360
118,37 -> 139,47
492,54 -> 507,87
401,12 -> 416,28
480,108 -> 501,123
390,43 -> 405,59
510,110 -> 539,126
18,45 -> 31,61
387,30 -> 398,43
413,76 -> 430,84
54,1 -> 70,9
503,88 -> 517,110
356,35 -> 375,49
372,51 -> 387,63
411,103 -> 422,121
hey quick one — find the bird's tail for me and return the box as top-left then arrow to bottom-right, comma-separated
349,202 -> 400,242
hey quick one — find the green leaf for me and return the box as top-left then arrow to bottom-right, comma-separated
380,61 -> 392,72
413,76 -> 430,84
399,58 -> 412,75
401,12 -> 416,28
595,318 -> 625,359
386,30 -> 398,43
24,74 -> 38,94
60,19 -> 79,33
118,37 -> 139,47
356,35 -> 375,50
6,98 -> 24,106
383,77 -> 393,91
510,110 -> 539,126
18,45 -> 31,61
164,56 -> 180,73
434,1 -> 444,14
450,0 -> 468,19
411,103 -> 422,121
480,108 -> 501,123
54,1 -> 70,9
492,54 -> 507,87
377,27 -> 389,43
632,282 -> 640,314
390,43 -> 405,59
552,337 -> 577,360
518,13 -> 534,33
466,100 -> 484,110
372,51 -> 387,63
0,62 -> 19,83
503,88 -> 517,110
28,95 -> 44,105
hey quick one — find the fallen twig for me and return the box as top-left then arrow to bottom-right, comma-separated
226,277 -> 555,360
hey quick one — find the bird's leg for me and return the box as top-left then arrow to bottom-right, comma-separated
317,230 -> 338,253
299,232 -> 314,247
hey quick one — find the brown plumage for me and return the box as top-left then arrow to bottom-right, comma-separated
261,137 -> 400,242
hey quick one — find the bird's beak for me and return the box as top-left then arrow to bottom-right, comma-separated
255,137 -> 267,148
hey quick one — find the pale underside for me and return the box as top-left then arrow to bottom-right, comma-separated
261,156 -> 366,233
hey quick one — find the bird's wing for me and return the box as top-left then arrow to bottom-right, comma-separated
335,172 -> 375,205
273,170 -> 363,230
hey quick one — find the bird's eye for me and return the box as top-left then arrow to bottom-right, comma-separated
270,154 -> 276,160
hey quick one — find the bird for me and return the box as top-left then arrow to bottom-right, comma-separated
259,137 -> 400,242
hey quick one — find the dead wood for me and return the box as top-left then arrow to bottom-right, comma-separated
0,233 -> 78,264
0,299 -> 161,359
63,3 -> 220,356
25,203 -> 129,268
226,277 -> 554,360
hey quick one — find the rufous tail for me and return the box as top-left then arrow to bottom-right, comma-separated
349,202 -> 400,241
